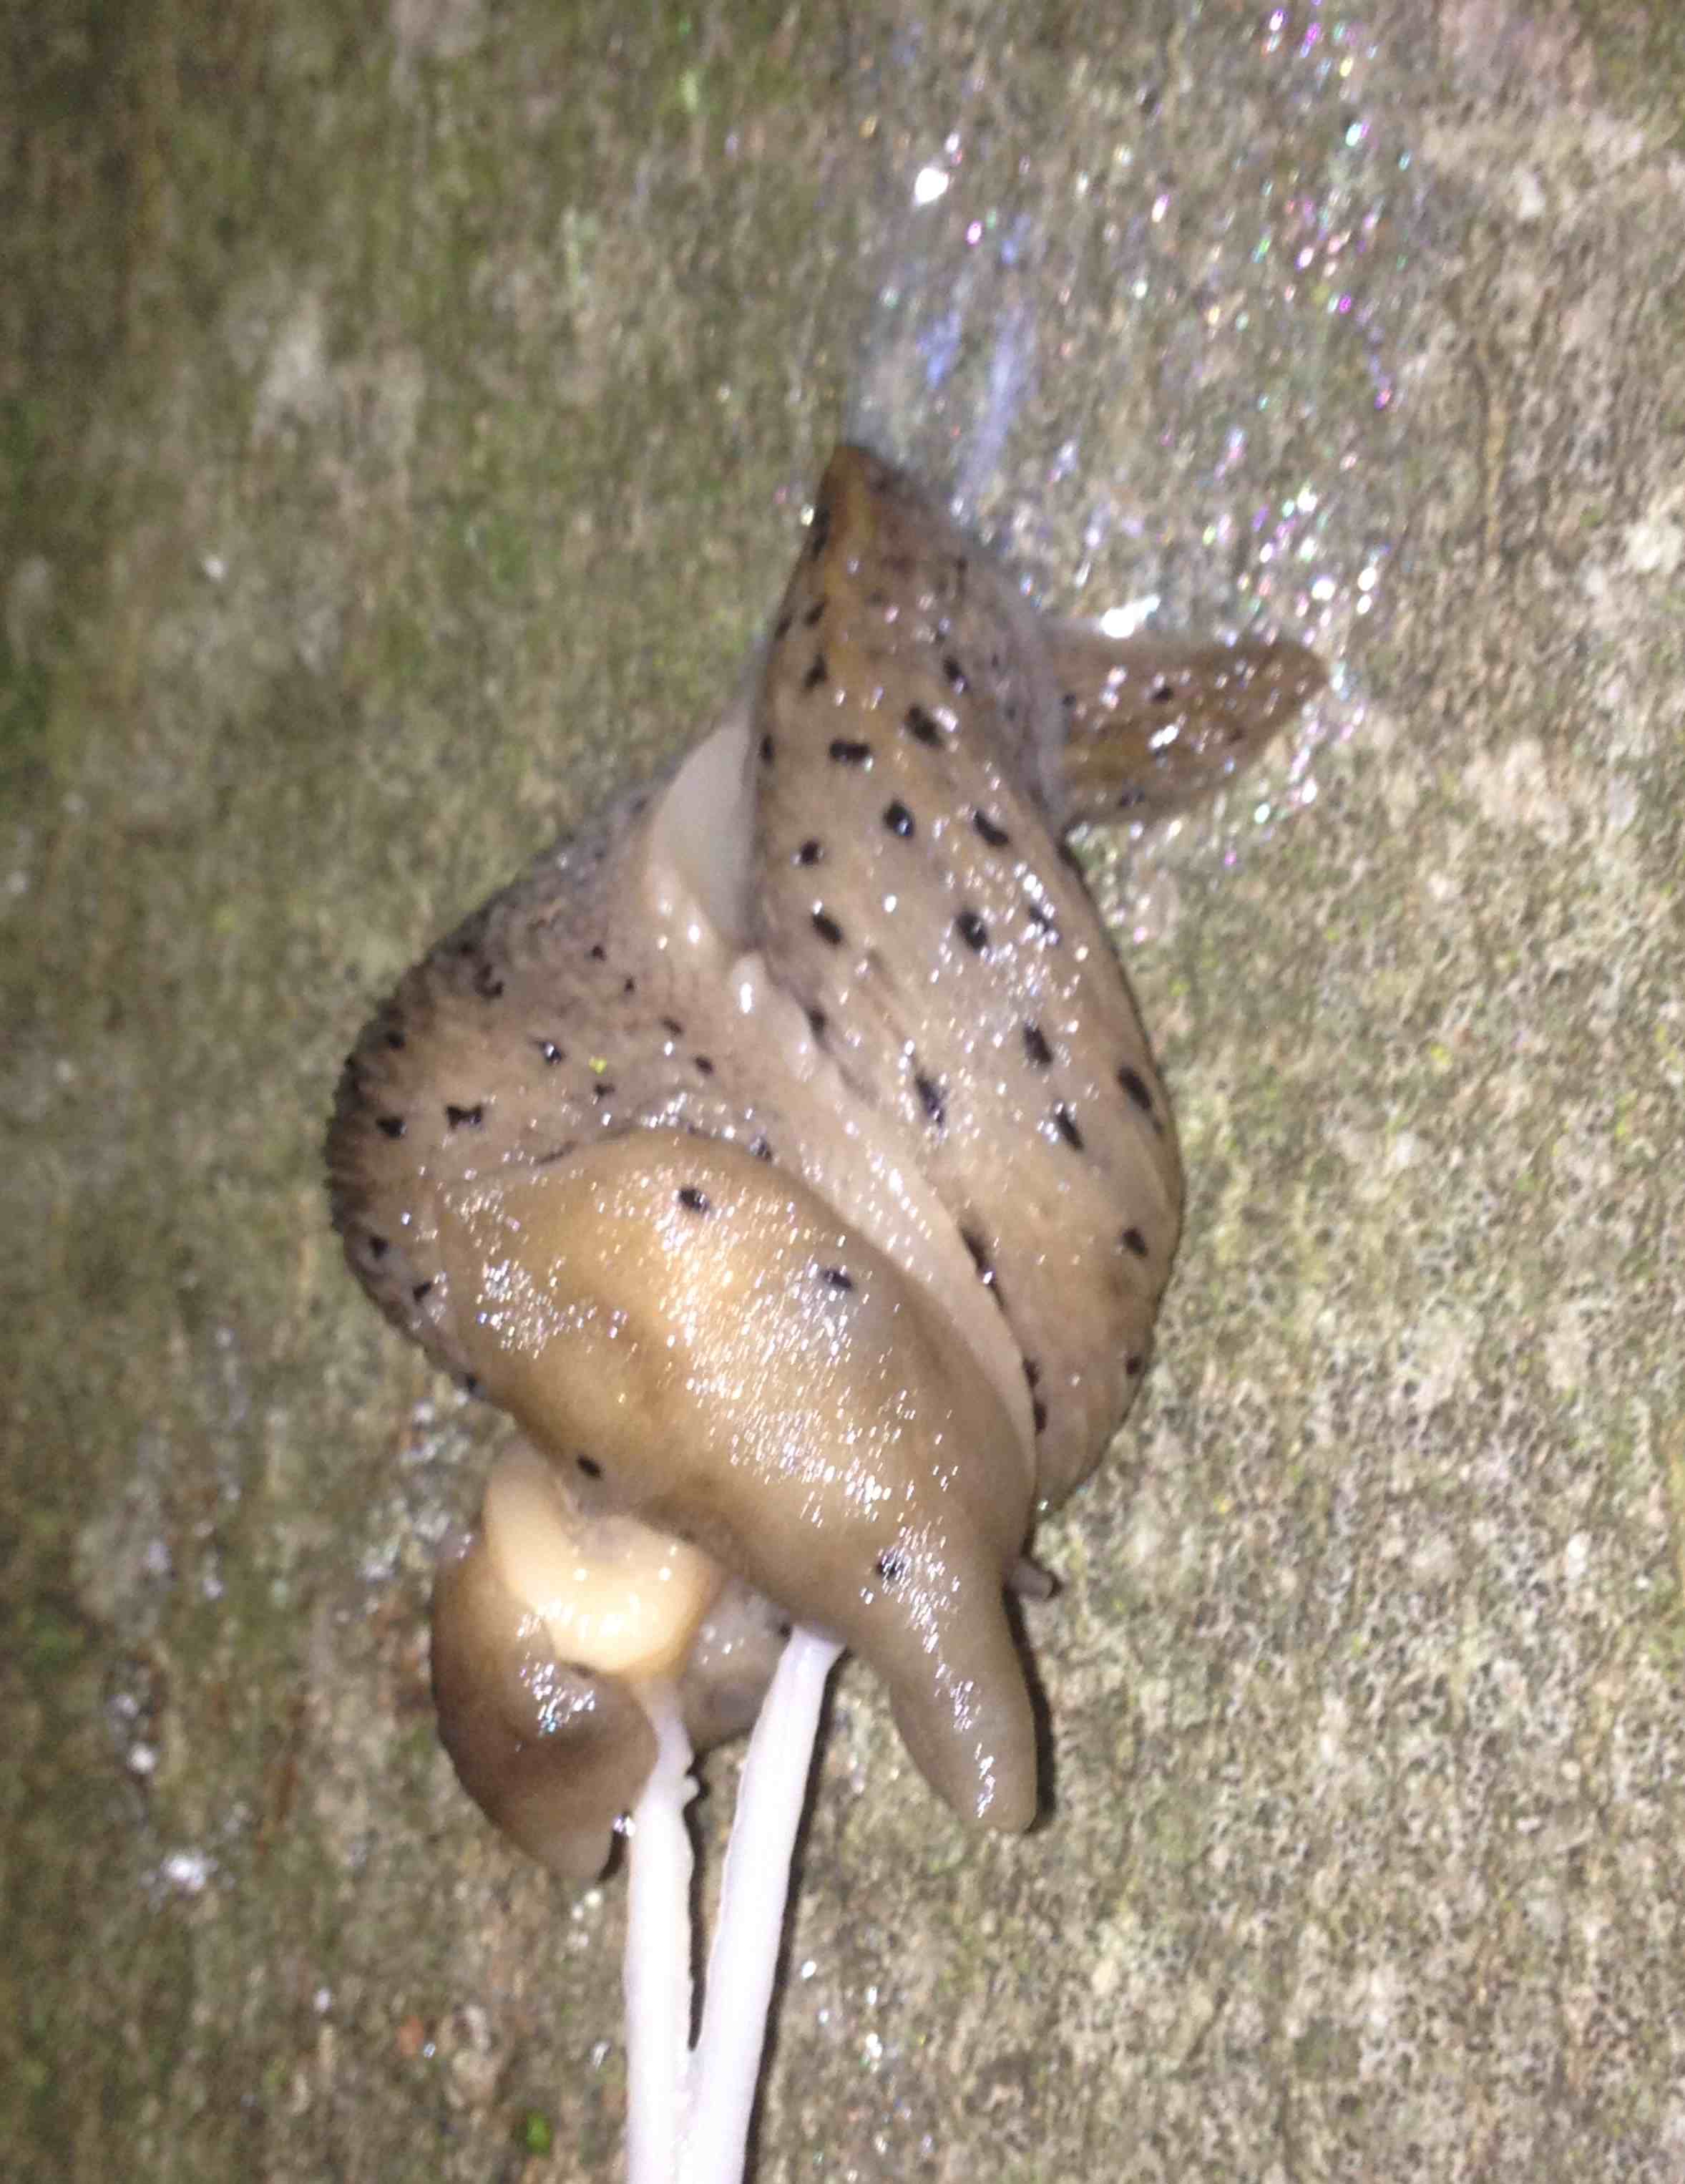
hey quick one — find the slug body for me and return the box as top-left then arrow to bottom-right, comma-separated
328,447 -> 1322,1863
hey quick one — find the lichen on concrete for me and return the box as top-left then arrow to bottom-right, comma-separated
4,1 -> 1684,2180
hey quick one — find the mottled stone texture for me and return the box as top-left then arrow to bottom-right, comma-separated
4,2 -> 1683,2180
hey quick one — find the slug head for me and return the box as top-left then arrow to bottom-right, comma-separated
433,1452 -> 811,1879
429,1515 -> 658,1883
431,1448 -> 724,1877
433,1129 -> 1040,1829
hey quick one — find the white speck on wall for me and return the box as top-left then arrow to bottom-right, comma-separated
1604,771 -> 1639,835
1460,736 -> 1573,847
1403,1310 -> 1474,1414
1386,1128 -> 1421,1173
1357,1956 -> 1402,2045
159,1848 -> 215,1896
1085,1913 -> 1137,2002
1408,1529 -> 1457,1589
389,0 -> 487,65
253,293 -> 332,443
1623,509 -> 1684,577
1316,1692 -> 1349,1767
1545,1296 -> 1593,1396
4,552 -> 54,663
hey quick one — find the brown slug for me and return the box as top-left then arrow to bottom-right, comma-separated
327,444 -> 1322,1871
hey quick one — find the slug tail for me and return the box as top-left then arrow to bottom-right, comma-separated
1046,624 -> 1327,823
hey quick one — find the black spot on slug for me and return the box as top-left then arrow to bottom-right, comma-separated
806,1006 -> 829,1041
1022,1022 -> 1053,1068
1052,1103 -> 1084,1151
592,1082 -> 617,1102
811,908 -> 844,947
884,801 -> 914,837
760,733 -> 775,765
367,1234 -> 389,1260
534,1038 -> 565,1065
474,963 -> 504,1000
959,1226 -> 995,1285
1125,1354 -> 1146,1378
693,1054 -> 715,1076
677,1186 -> 711,1214
1024,897 -> 1060,941
829,737 -> 872,766
1118,1064 -> 1156,1116
660,1015 -> 685,1038
914,1068 -> 947,1129
818,1265 -> 854,1292
1023,1357 -> 1041,1389
904,703 -> 943,746
1121,1226 -> 1149,1259
803,652 -> 829,692
1151,676 -> 1174,703
773,611 -> 793,640
1032,1397 -> 1048,1435
376,1113 -> 405,1139
942,653 -> 969,693
874,1549 -> 907,1586
384,1028 -> 406,1051
577,1455 -> 602,1480
411,1279 -> 434,1303
955,908 -> 990,954
794,838 -> 824,866
622,975 -> 637,997
748,1135 -> 773,1161
588,942 -> 607,961
803,595 -> 826,627
973,809 -> 1010,847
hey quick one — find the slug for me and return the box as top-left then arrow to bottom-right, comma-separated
327,444 -> 1322,1871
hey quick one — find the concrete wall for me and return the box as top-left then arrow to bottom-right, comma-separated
5,2 -> 1683,2177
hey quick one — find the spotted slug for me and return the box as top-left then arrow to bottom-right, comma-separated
327,445 -> 1322,1870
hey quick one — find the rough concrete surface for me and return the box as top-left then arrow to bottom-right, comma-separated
4,1 -> 1683,2180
